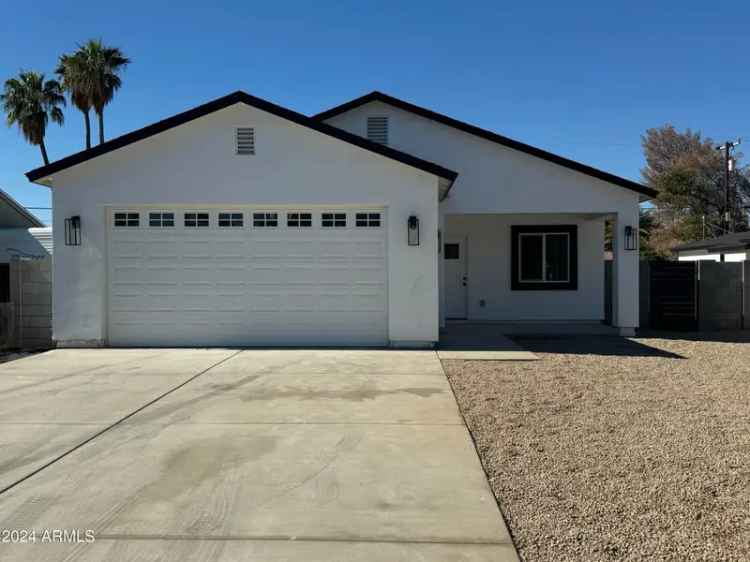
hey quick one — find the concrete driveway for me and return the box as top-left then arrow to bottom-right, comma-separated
0,349 -> 517,561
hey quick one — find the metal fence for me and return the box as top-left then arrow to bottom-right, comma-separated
640,260 -> 748,331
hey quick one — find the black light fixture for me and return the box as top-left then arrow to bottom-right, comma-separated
65,215 -> 81,246
408,215 -> 420,246
624,225 -> 637,251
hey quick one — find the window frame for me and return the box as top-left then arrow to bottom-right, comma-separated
184,211 -> 210,228
148,211 -> 175,228
218,212 -> 244,228
321,212 -> 347,228
355,212 -> 382,228
113,211 -> 140,228
510,225 -> 577,291
252,212 -> 278,228
287,212 -> 312,228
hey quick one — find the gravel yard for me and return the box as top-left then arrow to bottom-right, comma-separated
442,333 -> 750,562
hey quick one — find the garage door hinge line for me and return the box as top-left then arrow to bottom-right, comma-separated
0,350 -> 244,497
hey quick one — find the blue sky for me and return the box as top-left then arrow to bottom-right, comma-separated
1,1 -> 747,225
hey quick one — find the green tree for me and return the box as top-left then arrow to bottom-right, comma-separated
57,52 -> 93,149
640,125 -> 750,254
1,71 -> 65,165
72,40 -> 130,145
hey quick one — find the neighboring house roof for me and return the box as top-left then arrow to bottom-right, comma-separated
314,91 -> 657,199
674,232 -> 750,253
0,188 -> 44,228
26,91 -> 458,185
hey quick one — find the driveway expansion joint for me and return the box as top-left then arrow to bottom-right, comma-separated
0,349 -> 243,497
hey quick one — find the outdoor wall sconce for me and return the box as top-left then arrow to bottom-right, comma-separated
408,215 -> 420,246
624,225 -> 637,251
65,216 -> 81,246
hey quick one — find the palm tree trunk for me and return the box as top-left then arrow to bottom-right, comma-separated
98,110 -> 104,145
39,139 -> 49,166
84,110 -> 91,150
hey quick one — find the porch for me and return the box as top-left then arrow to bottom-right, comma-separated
438,212 -> 639,336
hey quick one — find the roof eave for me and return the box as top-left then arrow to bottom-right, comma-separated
314,91 -> 657,200
26,91 -> 458,185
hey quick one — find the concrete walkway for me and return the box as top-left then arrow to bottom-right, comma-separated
0,349 -> 518,561
439,324 -> 537,361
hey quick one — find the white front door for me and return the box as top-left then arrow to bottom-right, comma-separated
444,238 -> 467,318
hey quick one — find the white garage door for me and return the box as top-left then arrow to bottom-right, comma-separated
107,208 -> 387,346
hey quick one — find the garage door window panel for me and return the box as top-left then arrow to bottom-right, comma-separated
253,213 -> 278,227
218,212 -> 244,227
322,212 -> 347,228
114,212 -> 140,227
149,212 -> 175,227
185,212 -> 209,228
356,212 -> 381,227
287,212 -> 312,228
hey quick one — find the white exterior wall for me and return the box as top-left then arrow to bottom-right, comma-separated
50,103 -> 440,346
325,102 -> 641,330
446,214 -> 605,320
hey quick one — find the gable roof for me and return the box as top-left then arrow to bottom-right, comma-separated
0,188 -> 44,228
26,91 -> 458,184
314,91 -> 657,199
673,231 -> 750,253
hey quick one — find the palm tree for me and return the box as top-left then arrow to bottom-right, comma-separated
57,52 -> 93,149
74,40 -> 130,145
1,71 -> 65,165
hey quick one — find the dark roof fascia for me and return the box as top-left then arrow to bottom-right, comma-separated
314,91 -> 657,199
674,237 -> 750,253
0,188 -> 44,227
26,91 -> 458,184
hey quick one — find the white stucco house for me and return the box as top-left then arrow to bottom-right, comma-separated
674,231 -> 750,263
26,91 -> 655,347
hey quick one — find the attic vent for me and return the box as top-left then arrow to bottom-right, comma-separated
236,127 -> 255,155
367,116 -> 388,145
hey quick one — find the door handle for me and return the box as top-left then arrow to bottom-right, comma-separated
462,276 -> 467,287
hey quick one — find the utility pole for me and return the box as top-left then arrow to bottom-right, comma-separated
717,139 -> 741,233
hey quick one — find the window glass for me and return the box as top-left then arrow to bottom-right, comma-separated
149,212 -> 174,227
356,212 -> 381,227
322,212 -> 346,228
253,212 -> 278,227
114,212 -> 139,227
519,234 -> 544,281
218,212 -> 243,227
545,234 -> 569,281
185,212 -> 209,227
287,212 -> 312,227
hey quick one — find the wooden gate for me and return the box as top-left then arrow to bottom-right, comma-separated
649,262 -> 698,330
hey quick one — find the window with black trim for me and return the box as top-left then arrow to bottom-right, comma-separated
511,225 -> 577,290
355,212 -> 381,227
218,212 -> 243,227
149,212 -> 174,227
287,212 -> 312,228
322,212 -> 346,228
184,212 -> 209,228
253,212 -> 278,227
114,212 -> 139,227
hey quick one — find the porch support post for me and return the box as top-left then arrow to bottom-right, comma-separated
613,209 -> 639,336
